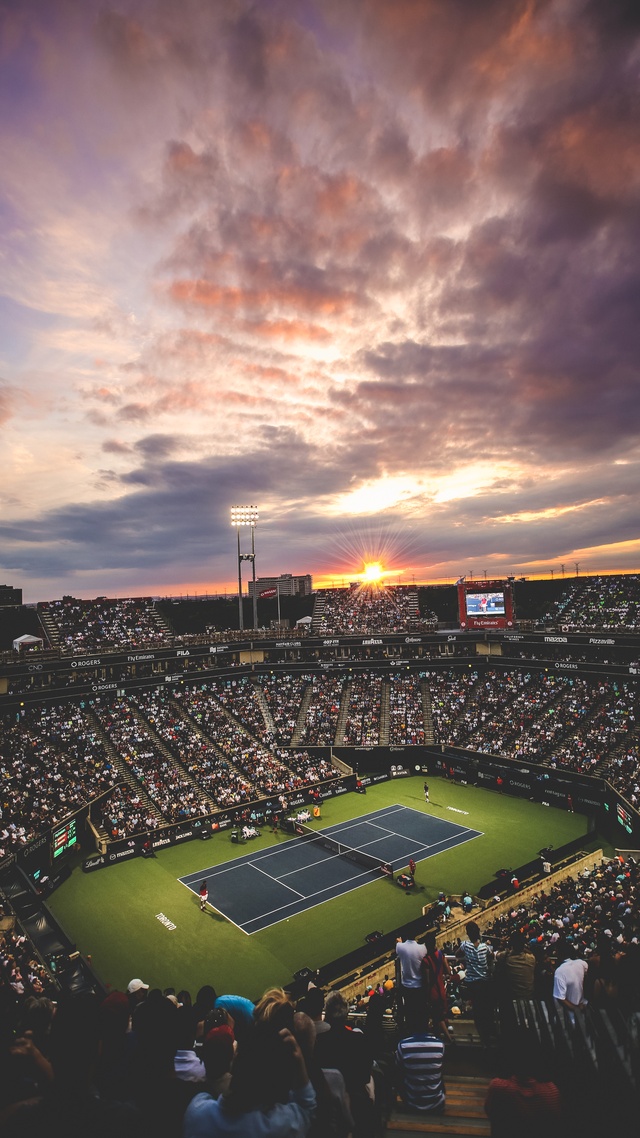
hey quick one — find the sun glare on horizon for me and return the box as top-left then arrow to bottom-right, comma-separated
361,562 -> 385,583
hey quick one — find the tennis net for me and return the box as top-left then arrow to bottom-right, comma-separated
293,821 -> 393,876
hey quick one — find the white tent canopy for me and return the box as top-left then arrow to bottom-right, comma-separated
13,633 -> 44,651
295,615 -> 312,626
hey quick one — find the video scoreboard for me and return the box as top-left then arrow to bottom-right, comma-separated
458,578 -> 515,631
52,817 -> 78,859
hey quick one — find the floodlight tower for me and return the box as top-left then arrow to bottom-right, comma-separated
230,506 -> 259,631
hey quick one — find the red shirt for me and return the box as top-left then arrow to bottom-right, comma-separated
485,1076 -> 562,1138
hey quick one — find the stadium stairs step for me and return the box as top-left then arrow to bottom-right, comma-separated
335,678 -> 352,745
386,1075 -> 491,1135
291,680 -> 314,745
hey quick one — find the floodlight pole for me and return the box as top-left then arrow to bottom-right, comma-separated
236,527 -> 243,631
251,524 -> 257,630
231,506 -> 259,633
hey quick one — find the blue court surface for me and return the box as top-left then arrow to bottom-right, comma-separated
179,805 -> 483,934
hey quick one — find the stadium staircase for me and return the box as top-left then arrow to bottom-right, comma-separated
592,726 -> 640,780
291,680 -> 314,745
379,680 -> 391,745
535,685 -> 616,770
385,1074 -> 491,1136
37,604 -> 59,647
421,680 -> 435,745
126,702 -> 215,814
81,707 -> 164,826
166,694 -> 259,798
378,989 -> 640,1136
311,591 -> 326,634
335,678 -> 353,745
151,600 -> 175,642
250,678 -> 277,737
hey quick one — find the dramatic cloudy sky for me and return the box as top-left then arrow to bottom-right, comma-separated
1,0 -> 639,601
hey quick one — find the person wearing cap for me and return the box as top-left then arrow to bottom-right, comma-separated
127,978 -> 149,1001
126,978 -> 149,1027
199,881 -> 209,912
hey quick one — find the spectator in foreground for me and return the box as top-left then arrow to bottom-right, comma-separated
484,1028 -> 562,1138
182,1019 -> 315,1138
395,1006 -> 445,1115
395,934 -> 427,1031
457,922 -> 495,1046
314,991 -> 375,1138
552,944 -> 588,1021
421,930 -> 453,1043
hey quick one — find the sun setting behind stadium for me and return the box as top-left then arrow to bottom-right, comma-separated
361,562 -> 384,583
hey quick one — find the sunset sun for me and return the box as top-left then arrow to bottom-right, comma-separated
362,562 -> 384,583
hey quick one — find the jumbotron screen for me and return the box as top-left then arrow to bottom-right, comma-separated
52,817 -> 77,859
458,577 -> 514,629
465,591 -> 506,616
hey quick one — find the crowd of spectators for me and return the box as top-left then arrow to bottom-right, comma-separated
212,676 -> 277,745
258,673 -> 311,743
388,674 -> 425,745
1,917 -> 58,1012
452,854 -> 640,1019
0,703 -> 120,854
39,597 -> 173,652
2,853 -> 639,1136
130,690 -> 256,811
95,785 -> 160,840
544,575 -> 640,632
2,667 -> 640,856
425,668 -> 638,778
175,687 -> 309,799
90,697 -> 211,824
342,674 -> 381,746
298,676 -> 345,745
314,585 -> 428,636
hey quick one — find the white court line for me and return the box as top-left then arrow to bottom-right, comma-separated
186,814 -> 483,934
181,805 -> 472,886
249,860 -> 304,898
243,825 -> 486,927
241,831 -> 486,934
177,877 -> 250,936
240,861 -> 379,929
181,804 -> 410,884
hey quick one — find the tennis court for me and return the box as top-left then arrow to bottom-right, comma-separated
179,804 -> 482,934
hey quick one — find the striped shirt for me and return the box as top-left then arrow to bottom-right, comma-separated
396,1033 -> 445,1112
460,938 -> 492,983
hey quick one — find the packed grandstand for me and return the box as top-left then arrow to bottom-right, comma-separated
1,575 -> 639,1134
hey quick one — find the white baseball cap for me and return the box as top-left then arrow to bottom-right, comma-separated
127,978 -> 149,994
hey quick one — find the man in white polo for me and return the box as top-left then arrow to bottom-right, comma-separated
552,944 -> 588,1021
396,935 -> 427,1030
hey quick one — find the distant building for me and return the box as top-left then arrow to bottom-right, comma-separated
0,584 -> 22,606
248,573 -> 312,599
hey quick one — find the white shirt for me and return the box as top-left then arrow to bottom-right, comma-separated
396,939 -> 427,988
553,957 -> 588,1006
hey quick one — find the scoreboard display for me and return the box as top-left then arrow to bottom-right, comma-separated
617,802 -> 634,835
458,578 -> 515,630
52,817 -> 77,859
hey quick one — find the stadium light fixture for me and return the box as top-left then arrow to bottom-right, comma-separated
230,506 -> 259,631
